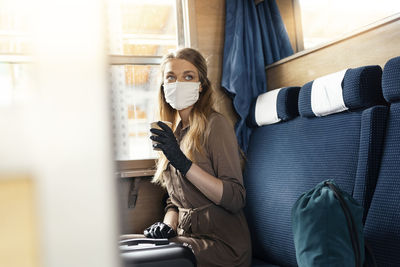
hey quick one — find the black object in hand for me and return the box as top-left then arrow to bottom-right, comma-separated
143,222 -> 176,239
150,121 -> 192,176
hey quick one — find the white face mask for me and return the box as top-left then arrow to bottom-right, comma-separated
163,81 -> 201,110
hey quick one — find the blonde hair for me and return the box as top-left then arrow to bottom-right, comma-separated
152,48 -> 216,186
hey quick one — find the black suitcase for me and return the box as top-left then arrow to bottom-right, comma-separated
120,238 -> 197,267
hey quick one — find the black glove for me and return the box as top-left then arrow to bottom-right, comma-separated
143,222 -> 176,238
150,121 -> 192,176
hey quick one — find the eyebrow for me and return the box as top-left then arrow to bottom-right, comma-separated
183,70 -> 196,75
165,70 -> 196,75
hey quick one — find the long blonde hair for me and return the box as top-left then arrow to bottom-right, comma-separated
152,48 -> 216,186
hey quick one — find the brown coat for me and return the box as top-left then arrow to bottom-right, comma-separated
164,112 -> 252,267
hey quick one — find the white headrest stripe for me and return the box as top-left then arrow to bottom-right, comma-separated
255,88 -> 282,126
311,69 -> 348,117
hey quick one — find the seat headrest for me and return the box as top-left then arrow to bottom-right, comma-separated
247,86 -> 300,127
382,56 -> 400,103
299,65 -> 384,117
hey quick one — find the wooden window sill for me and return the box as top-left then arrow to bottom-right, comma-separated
117,169 -> 156,178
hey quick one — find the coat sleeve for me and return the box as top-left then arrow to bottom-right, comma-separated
206,113 -> 246,214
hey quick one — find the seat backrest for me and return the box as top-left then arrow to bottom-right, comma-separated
363,57 -> 400,267
244,66 -> 387,266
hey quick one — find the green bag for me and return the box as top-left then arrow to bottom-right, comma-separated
291,180 -> 365,267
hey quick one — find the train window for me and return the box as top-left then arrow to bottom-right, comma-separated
0,2 -> 31,54
108,0 -> 185,161
107,0 -> 179,57
0,63 -> 32,107
1,0 -> 186,162
0,2 -> 32,108
299,0 -> 400,49
110,64 -> 160,160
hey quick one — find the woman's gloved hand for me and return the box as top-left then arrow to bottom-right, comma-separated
143,222 -> 176,238
150,121 -> 192,176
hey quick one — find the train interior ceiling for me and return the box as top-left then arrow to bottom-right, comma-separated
1,0 -> 400,266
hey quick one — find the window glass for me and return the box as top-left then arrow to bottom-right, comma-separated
0,1 -> 31,54
108,0 -> 178,56
299,0 -> 400,49
108,0 -> 180,160
0,63 -> 32,107
0,0 -> 33,110
110,65 -> 161,160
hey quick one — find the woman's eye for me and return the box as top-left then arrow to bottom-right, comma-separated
184,75 -> 193,81
166,75 -> 175,81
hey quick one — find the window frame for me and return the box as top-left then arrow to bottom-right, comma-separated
288,0 -> 400,54
111,0 -> 195,175
0,1 -> 195,176
0,54 -> 32,63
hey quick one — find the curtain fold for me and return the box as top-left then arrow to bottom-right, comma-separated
222,0 -> 293,153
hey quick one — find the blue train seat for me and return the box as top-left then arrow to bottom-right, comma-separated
244,66 -> 387,266
363,56 -> 400,267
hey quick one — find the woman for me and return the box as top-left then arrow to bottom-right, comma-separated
146,48 -> 251,267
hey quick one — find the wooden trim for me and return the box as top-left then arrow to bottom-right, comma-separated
116,159 -> 157,178
0,177 -> 39,267
276,0 -> 298,53
266,13 -> 400,70
116,159 -> 156,171
265,13 -> 400,89
0,54 -> 32,63
109,55 -> 162,65
182,0 -> 198,48
176,0 -> 185,47
118,169 -> 156,178
292,0 -> 303,52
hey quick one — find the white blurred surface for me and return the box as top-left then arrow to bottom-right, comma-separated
0,0 -> 121,266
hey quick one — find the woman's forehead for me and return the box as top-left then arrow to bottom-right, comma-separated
164,58 -> 198,73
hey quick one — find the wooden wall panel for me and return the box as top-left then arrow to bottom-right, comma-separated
192,2 -> 399,123
276,0 -> 298,52
0,176 -> 39,267
118,177 -> 166,234
194,0 -> 239,127
266,16 -> 400,89
192,0 -> 300,126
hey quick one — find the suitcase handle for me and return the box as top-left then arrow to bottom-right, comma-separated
119,238 -> 169,246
